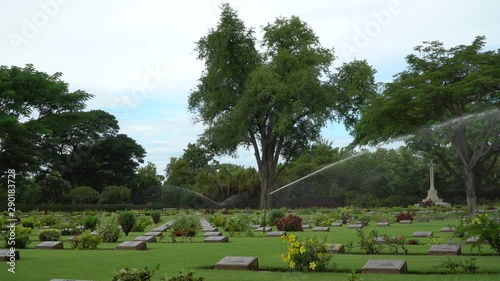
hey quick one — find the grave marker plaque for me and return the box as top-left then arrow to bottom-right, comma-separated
376,222 -> 390,226
266,231 -> 286,237
348,224 -> 363,229
215,256 -> 259,270
255,227 -> 271,232
331,222 -> 342,227
362,260 -> 408,274
428,245 -> 461,255
312,227 -> 330,232
133,235 -> 157,243
201,227 -> 218,232
412,231 -> 433,237
0,250 -> 19,261
302,224 -> 311,229
151,225 -> 168,232
440,227 -> 455,232
326,243 -> 345,254
399,220 -> 412,224
144,231 -> 163,237
115,241 -> 147,250
204,236 -> 229,243
203,232 -> 222,237
35,241 -> 63,249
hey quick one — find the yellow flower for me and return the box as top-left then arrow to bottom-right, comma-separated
294,241 -> 300,248
300,245 -> 306,254
289,261 -> 295,268
281,234 -> 286,241
281,254 -> 289,261
288,234 -> 296,243
309,261 -> 317,270
317,252 -> 323,259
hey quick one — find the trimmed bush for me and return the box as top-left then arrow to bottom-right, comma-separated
276,214 -> 303,231
99,186 -> 132,204
131,216 -> 153,232
171,215 -> 198,242
268,209 -> 285,226
83,215 -> 100,231
38,229 -> 62,241
3,226 -> 31,249
118,211 -> 136,236
40,214 -> 61,226
21,217 -> 36,229
76,232 -> 102,249
96,214 -> 120,242
395,212 -> 414,222
150,210 -> 161,224
69,186 -> 100,204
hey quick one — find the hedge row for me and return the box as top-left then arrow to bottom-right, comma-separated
16,204 -> 173,212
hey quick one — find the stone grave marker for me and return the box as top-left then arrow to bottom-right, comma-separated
376,222 -> 390,226
201,227 -> 218,232
255,227 -> 271,232
348,224 -> 363,229
151,225 -> 168,232
466,236 -> 483,244
417,217 -> 430,222
302,224 -> 311,229
331,222 -> 342,227
326,243 -> 345,254
36,241 -> 63,249
266,231 -> 286,237
399,220 -> 412,224
312,227 -> 330,232
440,227 -> 455,232
0,250 -> 19,261
115,241 -> 147,250
362,260 -> 408,274
428,245 -> 461,255
412,231 -> 433,237
215,256 -> 259,270
50,278 -> 92,281
133,235 -> 157,243
204,236 -> 229,243
144,231 -> 163,237
203,232 -> 222,237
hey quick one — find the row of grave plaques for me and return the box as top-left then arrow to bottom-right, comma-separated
201,218 -> 229,243
115,220 -> 174,250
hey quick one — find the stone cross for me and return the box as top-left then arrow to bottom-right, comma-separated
429,160 -> 435,191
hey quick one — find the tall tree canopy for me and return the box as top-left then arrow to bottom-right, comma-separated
0,64 -> 92,175
189,4 -> 376,208
353,36 -> 500,213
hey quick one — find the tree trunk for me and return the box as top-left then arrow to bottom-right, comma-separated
464,166 -> 479,214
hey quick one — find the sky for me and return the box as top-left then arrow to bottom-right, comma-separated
1,0 -> 499,172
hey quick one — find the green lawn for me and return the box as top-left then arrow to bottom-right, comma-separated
1,216 -> 499,281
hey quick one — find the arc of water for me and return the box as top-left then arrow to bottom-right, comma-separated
269,154 -> 364,195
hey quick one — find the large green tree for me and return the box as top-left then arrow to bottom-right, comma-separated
353,36 -> 500,213
0,64 -> 92,175
189,5 -> 375,208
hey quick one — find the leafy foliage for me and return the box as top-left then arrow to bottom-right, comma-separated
2,226 -> 31,249
38,229 -> 61,241
83,215 -> 100,231
170,215 -> 198,242
457,214 -> 500,254
357,229 -> 383,254
99,185 -> 132,204
75,232 -> 102,250
150,210 -> 161,224
69,186 -> 100,204
118,211 -> 137,236
96,214 -> 120,242
131,216 -> 153,232
281,234 -> 332,271
276,214 -> 303,231
166,271 -> 205,281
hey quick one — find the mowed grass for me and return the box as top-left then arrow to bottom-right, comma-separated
1,216 -> 499,281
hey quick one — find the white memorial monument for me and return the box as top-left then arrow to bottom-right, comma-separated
422,160 -> 450,207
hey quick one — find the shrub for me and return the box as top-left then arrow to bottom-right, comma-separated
281,234 -> 332,271
457,214 -> 500,254
383,235 -> 409,255
171,215 -> 198,242
83,215 -> 100,231
395,212 -> 413,222
96,214 -> 120,242
0,216 -> 4,229
76,232 -> 102,249
268,209 -> 285,226
2,226 -> 31,249
276,214 -> 303,231
150,210 -> 161,224
21,217 -> 36,229
99,185 -> 132,204
434,257 -> 478,274
357,229 -> 383,254
224,216 -> 253,237
38,229 -> 61,241
112,264 -> 160,281
118,211 -> 136,236
132,216 -> 153,232
69,186 -> 100,204
40,214 -> 61,226
208,215 -> 226,227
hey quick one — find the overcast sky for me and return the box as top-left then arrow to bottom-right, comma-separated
2,0 -> 499,172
